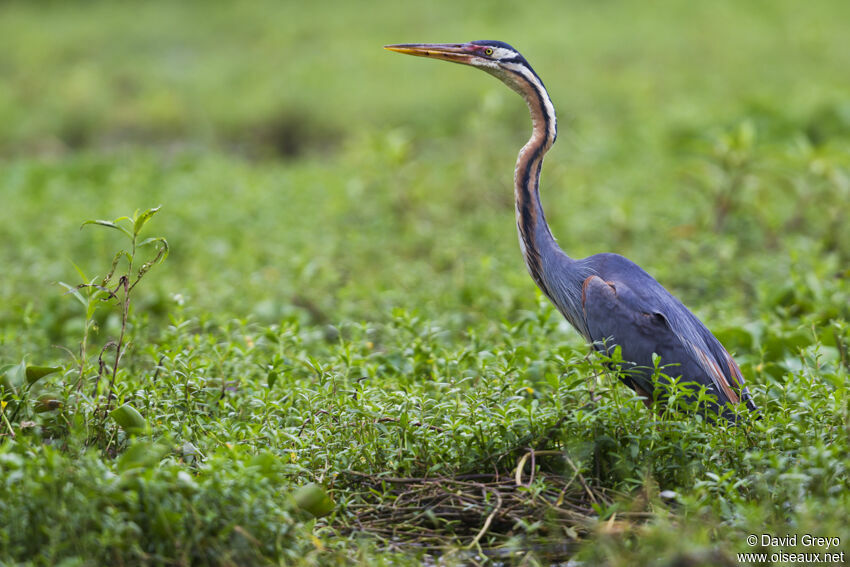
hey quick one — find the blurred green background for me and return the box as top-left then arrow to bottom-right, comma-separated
2,0 -> 849,355
2,1 -> 850,564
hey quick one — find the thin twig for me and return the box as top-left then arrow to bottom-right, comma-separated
562,453 -> 598,505
466,486 -> 502,550
342,470 -> 497,484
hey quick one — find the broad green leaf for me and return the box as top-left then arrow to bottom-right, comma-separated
293,483 -> 334,518
763,329 -> 814,362
137,237 -> 164,247
133,205 -> 161,236
117,441 -> 168,472
714,326 -> 754,352
249,452 -> 281,477
82,219 -> 118,229
26,365 -> 61,385
81,219 -> 133,239
110,403 -> 147,432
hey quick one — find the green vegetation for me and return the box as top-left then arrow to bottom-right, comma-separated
1,0 -> 849,564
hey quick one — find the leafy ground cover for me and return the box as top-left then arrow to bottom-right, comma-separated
1,0 -> 849,565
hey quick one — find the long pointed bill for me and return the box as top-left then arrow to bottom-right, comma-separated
384,43 -> 474,65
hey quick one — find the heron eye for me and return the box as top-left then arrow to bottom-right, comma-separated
484,48 -> 493,56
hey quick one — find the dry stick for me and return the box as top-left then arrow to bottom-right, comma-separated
466,487 -> 502,550
555,466 -> 581,507
344,456 -> 621,547
515,451 -> 531,486
345,485 -> 612,552
493,414 -> 571,469
343,470 -> 497,484
515,449 -> 565,487
91,340 -> 117,400
563,453 -> 598,505
151,354 -> 166,383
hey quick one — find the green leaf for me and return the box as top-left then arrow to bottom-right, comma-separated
117,441 -> 168,472
81,219 -> 133,239
715,326 -> 754,352
58,281 -> 88,308
293,483 -> 334,518
71,262 -> 89,283
110,403 -> 147,432
137,237 -> 169,261
133,205 -> 162,236
2,360 -> 27,395
134,238 -> 169,280
26,365 -> 61,385
137,237 -> 162,247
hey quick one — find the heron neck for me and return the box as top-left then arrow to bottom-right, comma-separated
511,72 -> 562,294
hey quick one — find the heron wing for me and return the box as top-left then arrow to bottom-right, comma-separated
581,274 -> 745,409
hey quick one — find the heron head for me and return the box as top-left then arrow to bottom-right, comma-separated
385,40 -> 554,139
384,40 -> 527,73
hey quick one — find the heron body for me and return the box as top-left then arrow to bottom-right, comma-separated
385,41 -> 758,420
